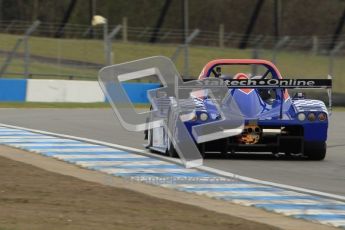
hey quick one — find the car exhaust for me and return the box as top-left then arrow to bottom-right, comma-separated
237,125 -> 261,144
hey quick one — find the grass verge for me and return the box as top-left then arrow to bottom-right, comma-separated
0,33 -> 344,92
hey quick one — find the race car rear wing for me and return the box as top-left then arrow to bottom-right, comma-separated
223,77 -> 333,117
182,77 -> 333,116
182,77 -> 332,89
222,78 -> 332,89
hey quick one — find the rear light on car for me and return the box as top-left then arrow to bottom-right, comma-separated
307,112 -> 316,121
297,113 -> 306,121
318,113 -> 327,121
199,112 -> 208,121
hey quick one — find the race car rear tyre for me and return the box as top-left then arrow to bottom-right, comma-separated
304,141 -> 326,160
167,141 -> 179,158
148,128 -> 153,147
145,106 -> 153,148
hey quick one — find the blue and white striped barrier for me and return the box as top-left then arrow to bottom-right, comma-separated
0,79 -> 159,103
0,125 -> 345,229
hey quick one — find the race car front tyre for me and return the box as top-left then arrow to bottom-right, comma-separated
148,129 -> 153,147
167,142 -> 206,158
304,141 -> 326,160
167,141 -> 179,158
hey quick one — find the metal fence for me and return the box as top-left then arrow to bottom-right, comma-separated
2,20 -> 345,51
0,20 -> 344,88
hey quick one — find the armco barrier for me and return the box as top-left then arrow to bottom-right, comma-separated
0,79 -> 160,103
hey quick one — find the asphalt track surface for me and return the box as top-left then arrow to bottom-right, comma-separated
0,108 -> 344,196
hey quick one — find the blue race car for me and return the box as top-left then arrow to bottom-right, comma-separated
145,59 -> 332,160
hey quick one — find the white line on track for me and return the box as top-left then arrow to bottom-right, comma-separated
320,220 -> 345,226
190,190 -> 317,196
274,209 -> 345,215
233,200 -> 331,205
1,122 -> 345,202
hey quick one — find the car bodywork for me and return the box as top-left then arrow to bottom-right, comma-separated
145,59 -> 331,160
